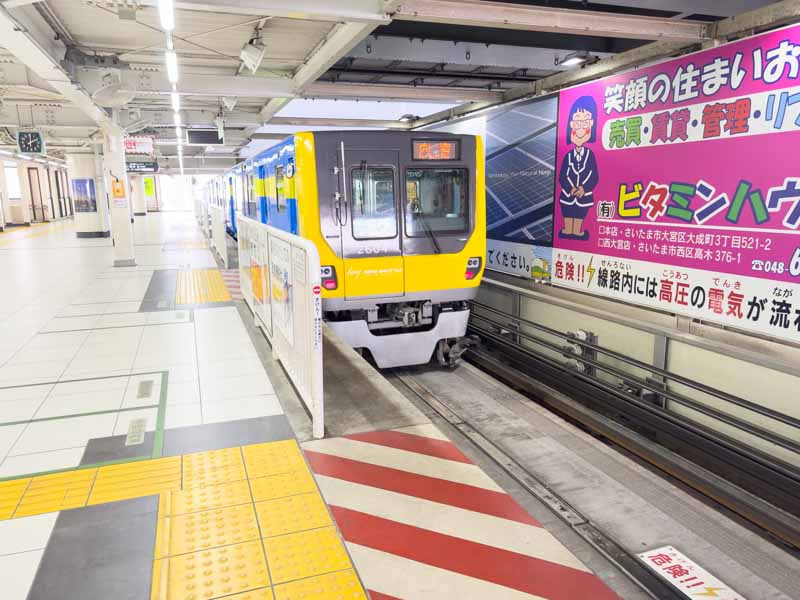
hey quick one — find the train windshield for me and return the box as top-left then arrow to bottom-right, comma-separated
351,166 -> 397,239
404,168 -> 468,236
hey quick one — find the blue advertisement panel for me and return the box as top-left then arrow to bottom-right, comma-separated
72,179 -> 97,213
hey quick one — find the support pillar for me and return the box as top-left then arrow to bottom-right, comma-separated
66,153 -> 109,238
130,175 -> 148,216
102,122 -> 136,267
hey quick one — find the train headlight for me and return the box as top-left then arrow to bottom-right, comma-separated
321,265 -> 338,290
465,257 -> 482,280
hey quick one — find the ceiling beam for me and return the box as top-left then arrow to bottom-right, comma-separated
305,81 -> 502,102
0,4 -> 110,126
390,0 -> 709,42
269,116 -> 408,129
259,21 -> 377,122
135,0 -> 390,23
346,37 -> 613,71
76,68 -> 295,101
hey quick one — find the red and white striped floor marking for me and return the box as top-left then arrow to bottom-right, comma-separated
220,269 -> 243,300
302,423 -> 619,600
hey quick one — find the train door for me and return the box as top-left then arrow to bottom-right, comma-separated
257,164 -> 267,223
227,174 -> 236,234
338,148 -> 404,299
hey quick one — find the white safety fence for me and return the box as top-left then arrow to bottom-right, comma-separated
195,195 -> 210,236
237,216 -> 324,438
209,205 -> 228,268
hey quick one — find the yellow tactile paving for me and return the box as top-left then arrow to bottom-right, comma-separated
0,440 -> 366,599
89,457 -> 182,505
151,540 -> 270,600
249,470 -> 317,502
0,478 -> 31,519
218,589 -> 273,600
160,479 -> 252,516
155,503 -> 261,558
183,461 -> 248,488
175,269 -> 232,304
255,492 -> 331,538
264,527 -> 353,585
243,440 -> 307,478
273,570 -> 368,600
12,469 -> 95,517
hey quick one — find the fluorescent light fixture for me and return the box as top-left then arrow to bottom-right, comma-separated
555,50 -> 591,68
171,92 -> 180,111
165,50 -> 179,83
175,126 -> 182,141
158,0 -> 175,31
173,112 -> 182,127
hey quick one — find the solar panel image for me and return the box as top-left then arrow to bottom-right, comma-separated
484,96 -> 558,245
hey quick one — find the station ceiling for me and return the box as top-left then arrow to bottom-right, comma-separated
0,0 -> 787,171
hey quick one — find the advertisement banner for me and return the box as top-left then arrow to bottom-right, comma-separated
72,179 -> 97,213
269,236 -> 294,347
553,24 -> 800,343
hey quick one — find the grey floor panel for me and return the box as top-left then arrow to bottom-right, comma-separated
162,415 -> 294,456
79,432 -> 155,465
139,269 -> 178,312
28,497 -> 158,600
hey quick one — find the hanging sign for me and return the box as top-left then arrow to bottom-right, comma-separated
126,161 -> 159,173
124,135 -> 155,156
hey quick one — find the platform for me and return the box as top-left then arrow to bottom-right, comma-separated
0,213 -> 621,600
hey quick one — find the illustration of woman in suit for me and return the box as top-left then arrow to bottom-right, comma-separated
558,96 -> 600,241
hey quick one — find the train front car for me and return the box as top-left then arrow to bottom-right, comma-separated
296,130 -> 486,368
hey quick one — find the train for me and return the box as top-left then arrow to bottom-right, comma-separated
203,130 -> 486,368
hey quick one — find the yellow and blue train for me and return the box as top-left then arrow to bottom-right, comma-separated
204,131 -> 485,368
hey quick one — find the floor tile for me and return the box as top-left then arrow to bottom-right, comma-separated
10,413 -> 117,455
201,373 -> 275,402
0,394 -> 49,424
166,380 -> 201,405
121,373 -> 162,408
201,395 -> 284,424
40,315 -> 99,333
28,497 -> 157,600
50,377 -> 127,396
0,447 -> 85,478
164,403 -> 202,429
0,512 -> 58,555
80,432 -> 154,465
34,388 -> 125,419
162,415 -> 294,456
113,407 -> 158,436
0,424 -> 26,461
0,550 -> 45,600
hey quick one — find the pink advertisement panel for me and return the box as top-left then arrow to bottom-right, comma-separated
553,24 -> 800,343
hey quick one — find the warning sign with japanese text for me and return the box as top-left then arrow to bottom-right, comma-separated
553,24 -> 800,343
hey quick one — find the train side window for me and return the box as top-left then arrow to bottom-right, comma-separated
350,166 -> 397,240
404,168 -> 468,236
275,165 -> 286,212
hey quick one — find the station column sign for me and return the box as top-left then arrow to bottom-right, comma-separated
552,24 -> 800,344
